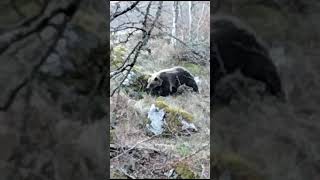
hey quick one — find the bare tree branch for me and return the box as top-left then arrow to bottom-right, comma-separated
110,1 -> 163,97
110,21 -> 141,32
110,41 -> 141,79
110,26 -> 146,33
160,30 -> 205,59
110,1 -> 140,22
114,29 -> 140,45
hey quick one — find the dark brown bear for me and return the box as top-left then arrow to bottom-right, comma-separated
146,67 -> 198,96
211,16 -> 285,99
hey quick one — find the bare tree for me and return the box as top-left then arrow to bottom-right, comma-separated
196,2 -> 206,41
110,1 -> 163,96
188,1 -> 193,42
171,1 -> 179,47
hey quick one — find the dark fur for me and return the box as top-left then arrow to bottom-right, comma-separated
147,67 -> 198,96
211,17 -> 284,98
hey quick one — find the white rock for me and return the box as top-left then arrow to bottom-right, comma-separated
181,120 -> 197,131
147,104 -> 165,135
194,76 -> 201,84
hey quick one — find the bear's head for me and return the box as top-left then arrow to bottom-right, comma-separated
146,74 -> 163,91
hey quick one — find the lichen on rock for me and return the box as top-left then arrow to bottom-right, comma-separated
145,100 -> 197,136
155,100 -> 194,122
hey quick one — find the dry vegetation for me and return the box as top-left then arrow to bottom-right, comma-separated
110,1 -> 210,179
110,43 -> 210,178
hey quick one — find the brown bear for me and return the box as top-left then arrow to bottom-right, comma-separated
211,16 -> 285,100
146,67 -> 198,96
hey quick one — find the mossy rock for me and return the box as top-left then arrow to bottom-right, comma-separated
155,100 -> 193,122
175,162 -> 199,179
212,152 -> 266,180
155,100 -> 195,135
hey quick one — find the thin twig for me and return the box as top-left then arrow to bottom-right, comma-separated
111,134 -> 158,160
179,143 -> 209,161
117,167 -> 137,179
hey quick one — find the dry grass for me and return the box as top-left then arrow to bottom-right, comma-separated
110,39 -> 210,178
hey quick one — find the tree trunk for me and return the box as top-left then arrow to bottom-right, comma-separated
171,1 -> 179,47
196,3 -> 206,41
188,1 -> 193,42
179,1 -> 184,41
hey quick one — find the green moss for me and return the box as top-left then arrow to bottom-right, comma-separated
154,100 -> 168,109
154,100 -> 194,135
132,65 -> 144,73
176,143 -> 191,157
111,45 -> 127,69
183,63 -> 203,75
212,152 -> 265,180
175,162 -> 199,179
111,170 -> 128,179
155,100 -> 193,122
156,96 -> 165,102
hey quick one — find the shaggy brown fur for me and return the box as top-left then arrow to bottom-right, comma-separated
146,67 -> 198,96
